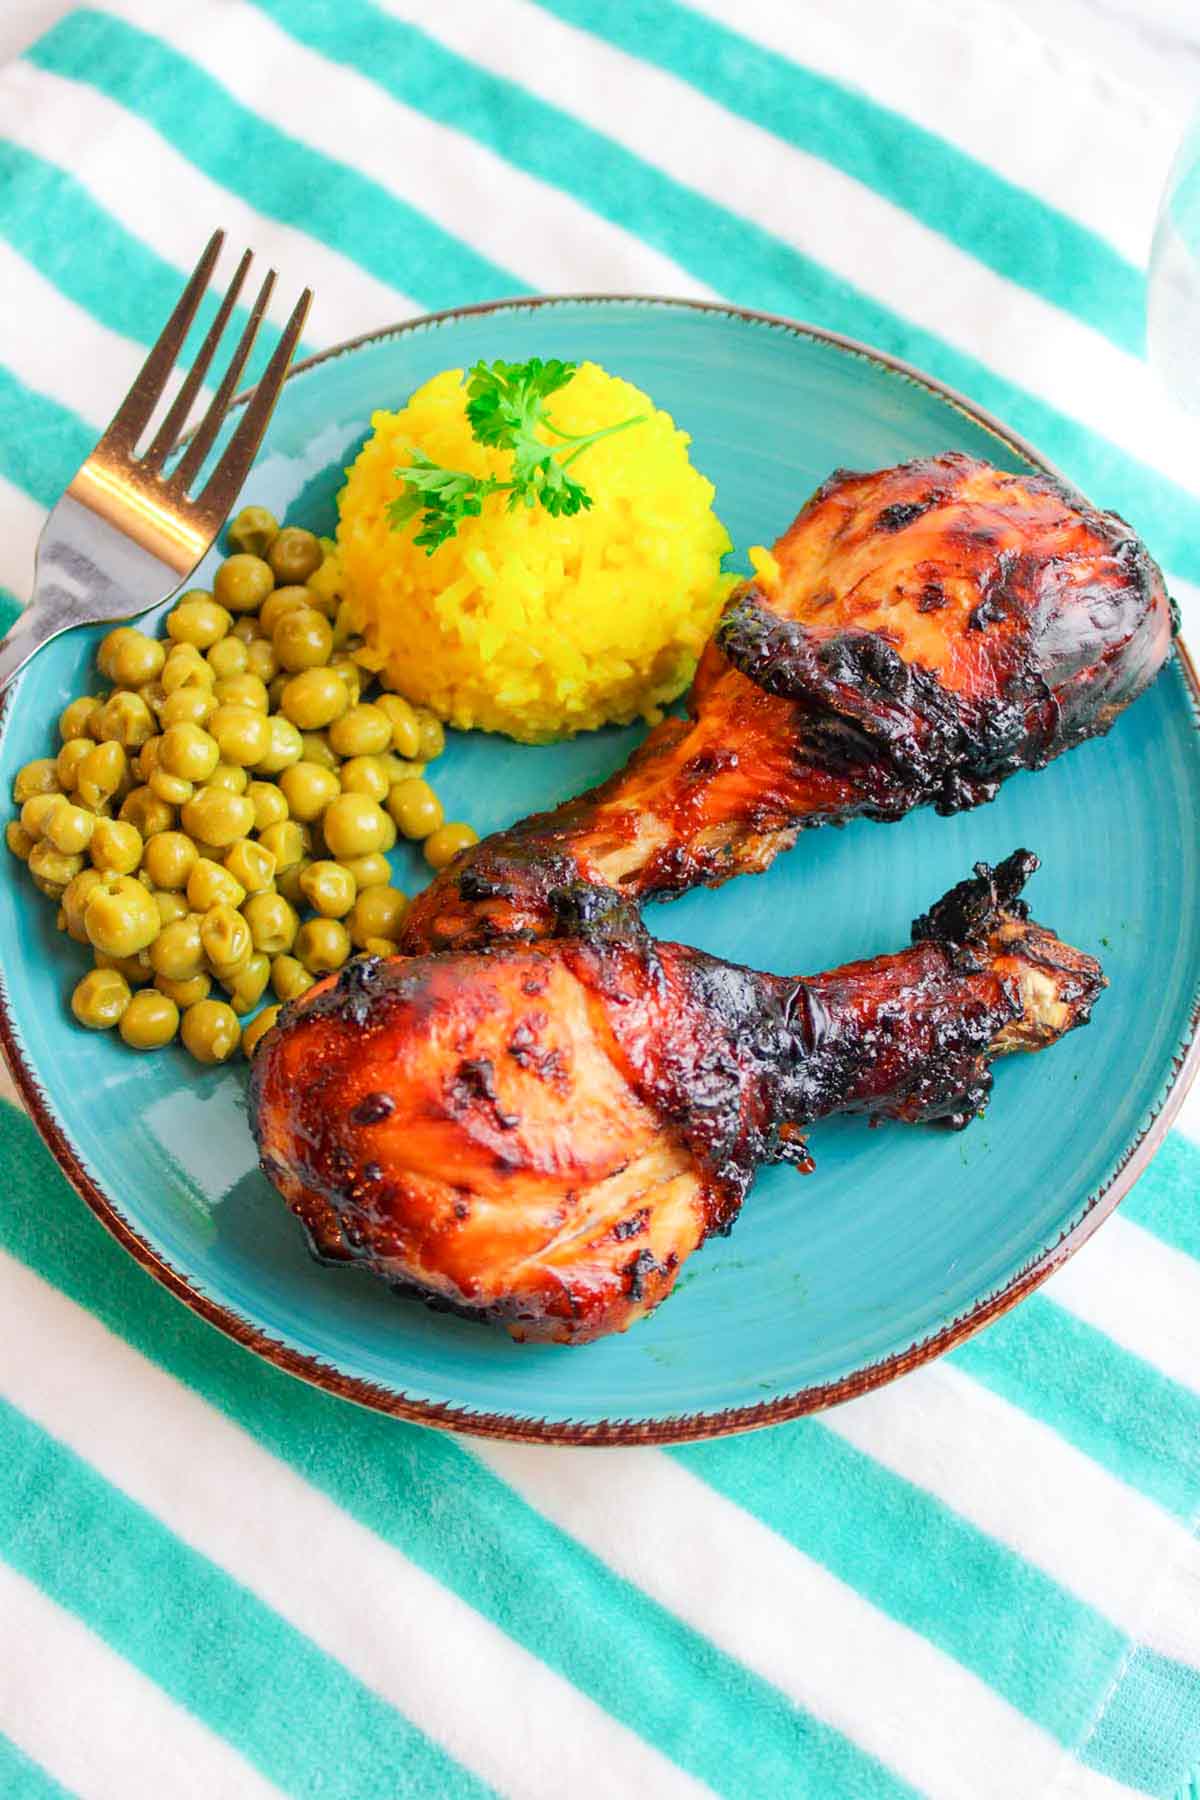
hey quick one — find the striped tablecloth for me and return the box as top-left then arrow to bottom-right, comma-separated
2,4 -> 1199,1796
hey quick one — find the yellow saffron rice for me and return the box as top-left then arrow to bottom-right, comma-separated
336,362 -> 733,743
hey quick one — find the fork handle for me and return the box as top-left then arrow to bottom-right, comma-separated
0,496 -> 191,697
0,597 -> 69,695
0,573 -> 105,696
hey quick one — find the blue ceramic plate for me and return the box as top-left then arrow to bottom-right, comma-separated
2,298 -> 1199,1444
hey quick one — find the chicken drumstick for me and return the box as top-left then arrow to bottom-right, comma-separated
252,852 -> 1103,1344
401,454 -> 1171,956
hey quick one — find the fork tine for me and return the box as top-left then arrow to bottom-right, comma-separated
170,266 -> 277,492
141,247 -> 253,475
101,229 -> 225,451
194,286 -> 312,514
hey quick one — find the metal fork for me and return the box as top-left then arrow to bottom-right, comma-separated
0,230 -> 312,694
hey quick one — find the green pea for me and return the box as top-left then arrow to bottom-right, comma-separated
59,697 -> 101,743
226,508 -> 279,561
200,902 -> 252,977
181,786 -> 255,847
260,586 -> 314,637
159,688 -> 216,730
278,761 -> 340,823
224,952 -> 271,1015
56,739 -> 94,793
28,841 -> 84,888
295,916 -> 350,974
328,703 -> 392,759
348,885 -> 408,949
186,859 -> 246,913
246,779 -> 289,832
338,755 -> 389,801
209,704 -> 271,769
167,596 -> 231,649
118,788 -> 173,840
322,793 -> 388,858
141,832 -> 197,891
375,693 -> 421,759
181,998 -> 241,1064
84,874 -> 160,957
254,714 -> 304,777
119,988 -> 179,1049
71,967 -> 131,1031
257,819 -> 308,873
207,635 -> 249,680
414,709 -> 445,762
75,741 -> 127,811
224,838 -> 276,895
387,778 -> 443,841
424,822 -> 479,870
242,1004 -> 282,1059
213,555 -> 274,615
90,817 -> 144,875
44,801 -> 95,856
243,891 -> 299,956
214,672 -> 270,714
339,851 -> 391,890
154,971 -> 211,1008
97,627 -> 165,689
268,526 -> 322,585
271,954 -> 313,1003
5,821 -> 33,863
273,607 -> 333,674
300,860 -> 356,919
280,668 -> 349,731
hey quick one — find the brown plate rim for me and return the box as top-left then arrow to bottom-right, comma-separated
2,291 -> 1198,1447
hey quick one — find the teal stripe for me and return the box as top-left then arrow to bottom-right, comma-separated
1121,1134 -> 1200,1263
0,366 -> 93,509
0,1398 -> 492,1800
248,0 -> 1200,586
678,1421 -> 1134,1748
537,0 -> 1144,353
1081,1642 -> 1200,1794
0,1105 -> 915,1800
952,1296 -> 1200,1524
0,591 -> 20,631
31,11 -> 519,312
0,1735 -> 71,1800
0,140 -> 319,379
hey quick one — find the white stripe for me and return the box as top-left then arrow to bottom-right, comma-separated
0,239 -> 146,431
0,1560 -> 285,1800
0,475 -> 44,603
1045,1213 -> 1200,1398
682,0 -> 1179,265
474,1441 -> 1137,1800
827,1361 -> 1200,1669
0,59 -> 419,348
95,0 -> 717,304
380,0 -> 1200,503
0,238 -> 214,448
0,1252 -> 710,1800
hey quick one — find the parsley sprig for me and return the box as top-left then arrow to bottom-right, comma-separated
387,358 -> 645,553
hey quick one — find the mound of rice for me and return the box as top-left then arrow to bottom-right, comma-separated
336,362 -> 733,743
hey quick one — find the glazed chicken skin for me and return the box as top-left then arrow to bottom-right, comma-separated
401,453 -> 1172,956
252,853 -> 1104,1345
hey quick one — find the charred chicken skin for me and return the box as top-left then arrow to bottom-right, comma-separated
252,853 -> 1104,1344
400,454 -> 1172,956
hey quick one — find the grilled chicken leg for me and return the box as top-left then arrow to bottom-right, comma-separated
252,852 -> 1104,1344
401,454 -> 1171,956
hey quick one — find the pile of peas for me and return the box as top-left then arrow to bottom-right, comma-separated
5,507 -> 478,1064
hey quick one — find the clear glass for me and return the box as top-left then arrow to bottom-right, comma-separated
1149,112 -> 1200,413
